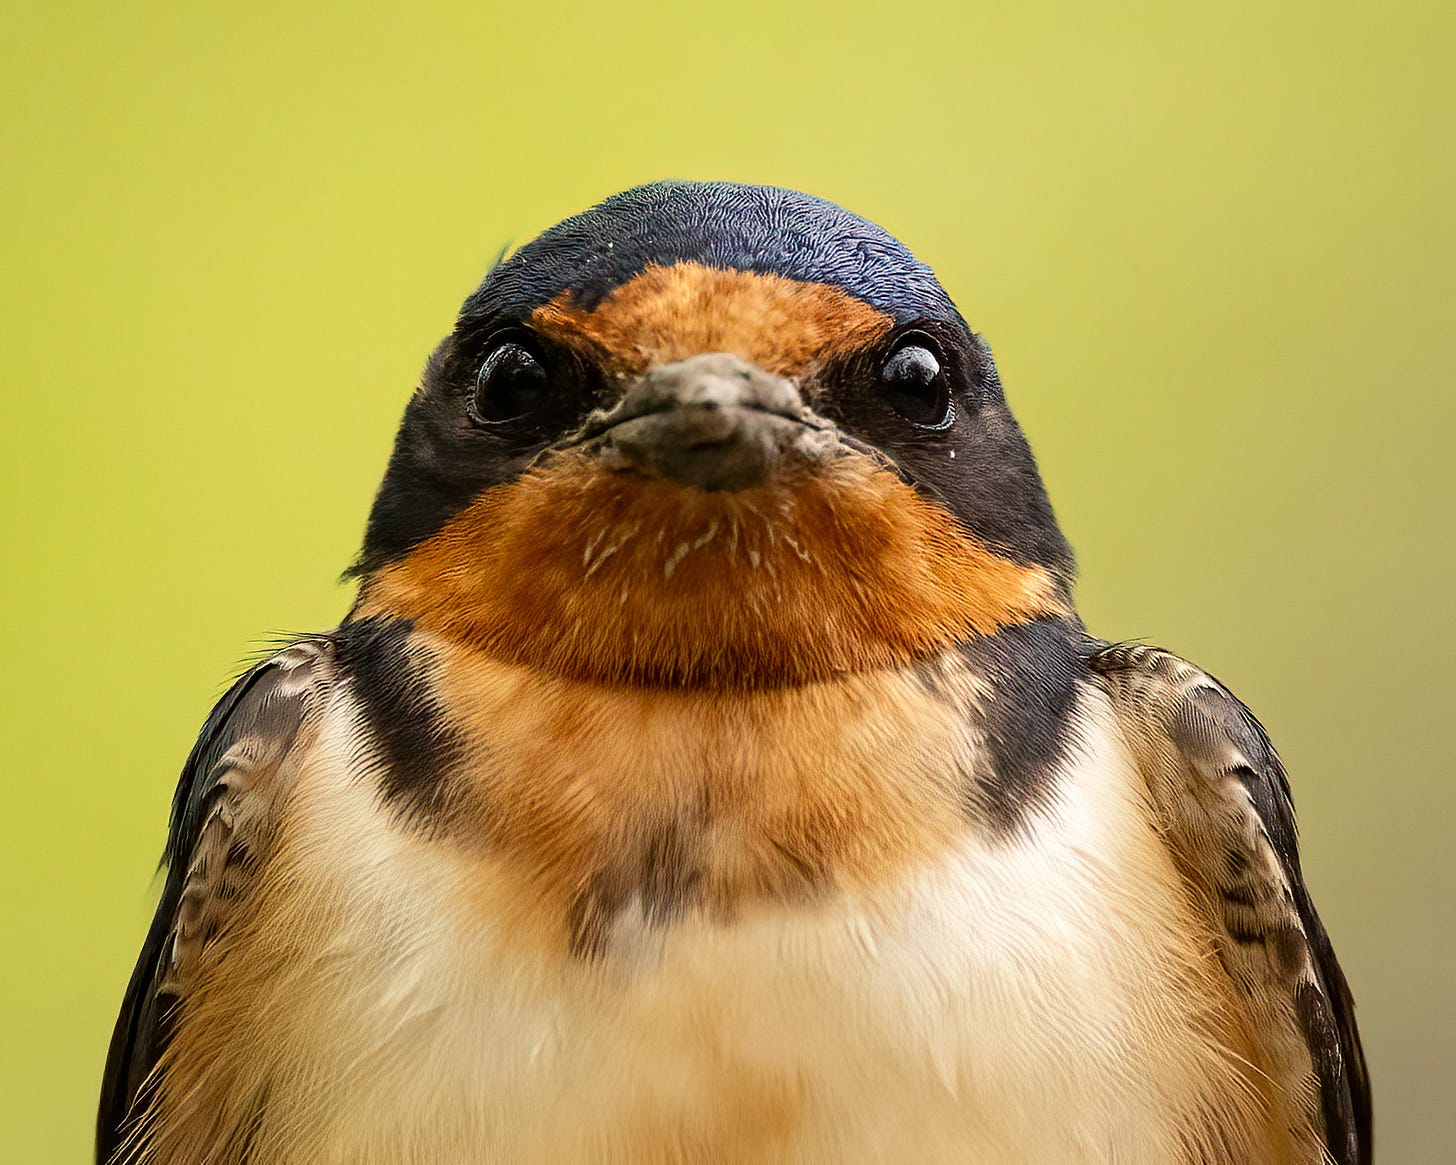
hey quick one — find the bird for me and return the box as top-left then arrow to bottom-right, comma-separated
98,180 -> 1370,1165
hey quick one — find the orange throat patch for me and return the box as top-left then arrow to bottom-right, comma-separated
356,450 -> 1065,687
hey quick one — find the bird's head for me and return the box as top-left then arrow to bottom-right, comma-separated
351,182 -> 1075,687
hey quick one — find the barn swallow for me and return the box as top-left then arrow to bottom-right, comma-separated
99,181 -> 1370,1164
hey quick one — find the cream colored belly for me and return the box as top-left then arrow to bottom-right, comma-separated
179,695 -> 1254,1165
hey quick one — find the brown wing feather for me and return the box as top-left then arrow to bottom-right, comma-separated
97,639 -> 334,1164
1091,642 -> 1370,1165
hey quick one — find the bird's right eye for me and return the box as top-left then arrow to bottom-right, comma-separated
471,340 -> 551,426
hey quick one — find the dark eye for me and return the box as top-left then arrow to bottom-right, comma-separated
880,336 -> 953,430
472,340 -> 550,426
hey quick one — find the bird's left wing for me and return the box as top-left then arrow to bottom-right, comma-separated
97,639 -> 335,1164
1089,642 -> 1370,1165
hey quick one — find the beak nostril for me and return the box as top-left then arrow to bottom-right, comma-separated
586,353 -> 807,429
572,352 -> 838,491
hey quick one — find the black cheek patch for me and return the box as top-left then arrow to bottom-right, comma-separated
890,405 -> 1074,579
351,339 -> 544,579
333,616 -> 467,823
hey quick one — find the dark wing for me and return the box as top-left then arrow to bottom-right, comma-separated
97,639 -> 334,1164
1090,642 -> 1370,1165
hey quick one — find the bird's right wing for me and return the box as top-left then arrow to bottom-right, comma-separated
97,639 -> 335,1164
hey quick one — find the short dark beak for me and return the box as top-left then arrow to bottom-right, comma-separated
577,353 -> 838,491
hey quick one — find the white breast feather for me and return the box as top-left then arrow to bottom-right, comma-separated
209,688 -> 1253,1165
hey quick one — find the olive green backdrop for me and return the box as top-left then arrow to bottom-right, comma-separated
3,0 -> 1452,1159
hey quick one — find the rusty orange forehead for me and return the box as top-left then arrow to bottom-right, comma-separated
529,261 -> 894,379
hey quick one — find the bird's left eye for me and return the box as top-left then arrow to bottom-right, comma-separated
880,336 -> 953,430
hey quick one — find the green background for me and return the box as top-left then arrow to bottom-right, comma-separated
3,1 -> 1452,1159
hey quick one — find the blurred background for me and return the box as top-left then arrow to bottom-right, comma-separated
2,0 -> 1451,1159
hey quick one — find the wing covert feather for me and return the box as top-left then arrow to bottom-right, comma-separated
1091,642 -> 1370,1165
96,639 -> 334,1164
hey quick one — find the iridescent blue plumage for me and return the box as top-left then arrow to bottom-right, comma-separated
463,181 -> 961,325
